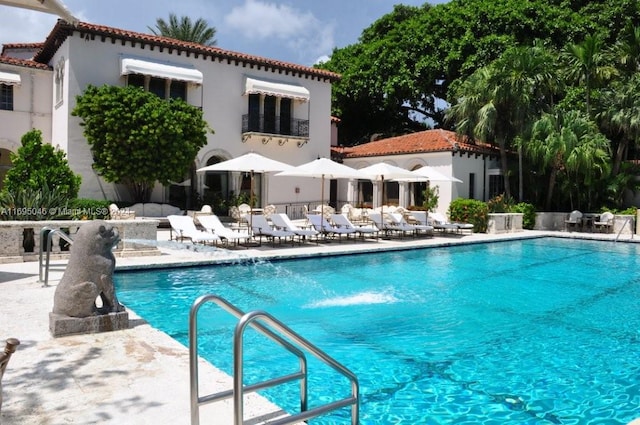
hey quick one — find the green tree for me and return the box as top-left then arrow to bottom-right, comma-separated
3,129 -> 81,200
561,34 -> 618,116
72,85 -> 211,202
148,13 -> 217,46
523,109 -> 611,210
598,74 -> 640,177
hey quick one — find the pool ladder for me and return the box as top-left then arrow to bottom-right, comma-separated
38,227 -> 74,287
189,294 -> 359,425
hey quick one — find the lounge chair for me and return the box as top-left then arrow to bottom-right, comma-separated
565,210 -> 583,232
366,211 -> 394,236
330,214 -> 379,240
306,214 -> 356,241
270,213 -> 319,242
247,214 -> 296,246
197,214 -> 251,246
428,212 -> 474,234
593,211 -> 614,233
387,212 -> 433,237
167,215 -> 220,245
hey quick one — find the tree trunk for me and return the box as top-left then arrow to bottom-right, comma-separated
612,138 -> 628,177
545,167 -> 558,211
498,139 -> 511,199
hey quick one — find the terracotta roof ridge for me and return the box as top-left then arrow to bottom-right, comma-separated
35,20 -> 340,82
0,55 -> 50,70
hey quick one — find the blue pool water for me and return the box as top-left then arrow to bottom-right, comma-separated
115,238 -> 640,424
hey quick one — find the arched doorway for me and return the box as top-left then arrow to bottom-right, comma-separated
202,156 -> 231,214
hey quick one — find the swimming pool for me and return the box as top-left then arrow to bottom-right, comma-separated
115,238 -> 640,424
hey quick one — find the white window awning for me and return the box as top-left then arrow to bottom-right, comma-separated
120,57 -> 203,84
0,71 -> 21,86
244,77 -> 310,102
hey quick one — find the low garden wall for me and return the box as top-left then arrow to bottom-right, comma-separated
533,212 -> 637,235
487,213 -> 524,234
0,219 -> 160,263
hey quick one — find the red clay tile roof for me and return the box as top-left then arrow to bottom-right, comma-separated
333,129 -> 498,158
32,20 -> 340,82
0,55 -> 50,70
1,42 -> 45,56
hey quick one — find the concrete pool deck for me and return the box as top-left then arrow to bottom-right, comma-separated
0,228 -> 636,424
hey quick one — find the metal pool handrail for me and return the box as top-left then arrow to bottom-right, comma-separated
189,294 -> 359,425
39,226 -> 74,287
615,216 -> 634,242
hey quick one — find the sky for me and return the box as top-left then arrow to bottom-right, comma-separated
0,0 -> 450,66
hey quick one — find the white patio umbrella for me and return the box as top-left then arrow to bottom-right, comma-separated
410,166 -> 463,183
196,152 -> 293,231
275,158 -> 364,232
357,163 -> 418,218
0,0 -> 78,24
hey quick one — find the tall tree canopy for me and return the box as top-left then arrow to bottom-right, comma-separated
72,85 -> 211,202
318,0 -> 640,145
149,13 -> 217,46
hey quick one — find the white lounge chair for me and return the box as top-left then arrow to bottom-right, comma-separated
167,215 -> 220,245
306,214 -> 356,241
270,213 -> 319,242
197,214 -> 251,246
428,212 -> 473,234
330,214 -> 379,240
247,214 -> 296,246
387,212 -> 433,237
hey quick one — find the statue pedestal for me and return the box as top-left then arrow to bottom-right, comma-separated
49,311 -> 129,337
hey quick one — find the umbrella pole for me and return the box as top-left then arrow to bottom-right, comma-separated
320,175 -> 325,234
250,170 -> 254,239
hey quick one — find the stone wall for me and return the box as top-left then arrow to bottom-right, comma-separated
0,219 -> 160,263
487,213 -> 524,234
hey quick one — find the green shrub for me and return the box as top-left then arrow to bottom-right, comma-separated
511,202 -> 536,229
0,184 -> 69,221
486,194 -> 515,213
68,199 -> 111,220
449,198 -> 488,233
3,129 -> 81,201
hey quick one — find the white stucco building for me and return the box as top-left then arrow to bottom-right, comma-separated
0,20 -> 339,211
332,129 -> 501,215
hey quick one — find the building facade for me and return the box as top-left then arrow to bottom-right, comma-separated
0,20 -> 339,209
332,129 -> 501,215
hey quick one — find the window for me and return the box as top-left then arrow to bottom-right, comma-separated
126,74 -> 187,101
280,98 -> 292,135
0,84 -> 13,111
248,94 -> 260,132
54,57 -> 65,106
263,95 -> 276,134
489,174 -> 504,199
468,173 -> 475,199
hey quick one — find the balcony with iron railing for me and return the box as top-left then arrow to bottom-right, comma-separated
241,114 -> 309,147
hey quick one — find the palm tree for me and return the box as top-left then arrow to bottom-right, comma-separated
149,14 -> 217,46
524,109 -> 611,210
598,74 -> 640,177
562,34 -> 617,117
447,44 -> 561,201
614,23 -> 640,76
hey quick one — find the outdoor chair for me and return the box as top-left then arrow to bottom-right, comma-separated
428,212 -> 474,234
167,215 -> 220,245
197,214 -> 251,247
270,213 -> 320,242
247,214 -> 296,246
306,214 -> 356,241
564,210 -> 583,232
330,214 -> 379,240
387,212 -> 433,237
593,211 -> 614,233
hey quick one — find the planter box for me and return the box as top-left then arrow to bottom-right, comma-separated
487,213 -> 523,234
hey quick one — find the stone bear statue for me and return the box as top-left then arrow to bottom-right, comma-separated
53,220 -> 124,318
